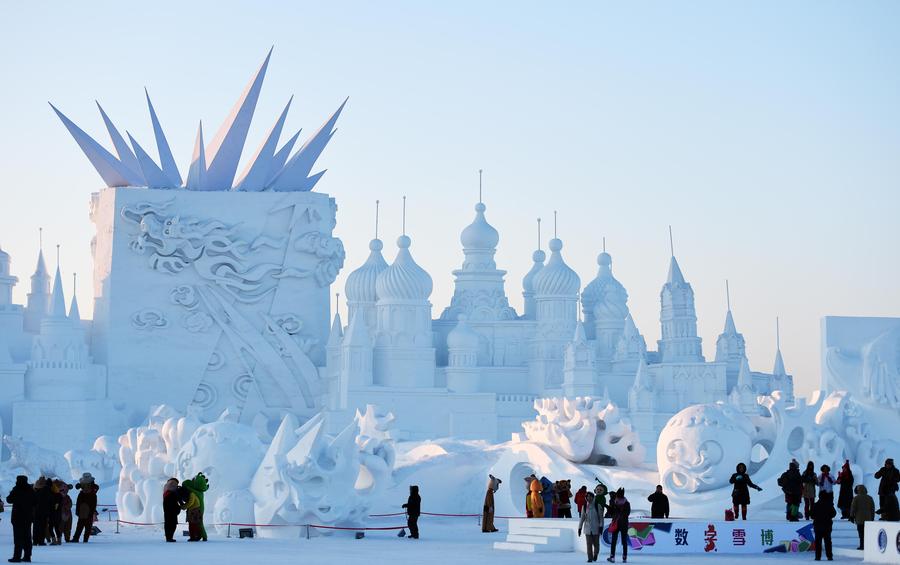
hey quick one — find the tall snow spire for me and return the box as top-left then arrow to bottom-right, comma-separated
773,316 -> 787,375
69,272 -> 81,322
48,245 -> 67,319
522,217 -> 546,320
723,280 -> 737,334
25,228 -> 52,332
658,226 -> 702,362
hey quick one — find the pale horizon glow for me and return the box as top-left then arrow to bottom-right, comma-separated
1,1 -> 898,398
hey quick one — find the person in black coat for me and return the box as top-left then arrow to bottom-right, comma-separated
162,478 -> 184,542
874,458 -> 900,521
778,461 -> 803,521
7,475 -> 35,563
729,462 -> 762,520
811,495 -> 836,561
607,488 -> 631,563
402,485 -> 421,539
31,477 -> 52,546
647,485 -> 669,519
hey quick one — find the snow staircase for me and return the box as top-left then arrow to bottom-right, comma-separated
831,519 -> 863,559
493,518 -> 577,553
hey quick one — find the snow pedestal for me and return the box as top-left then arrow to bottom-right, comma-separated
864,521 -> 900,563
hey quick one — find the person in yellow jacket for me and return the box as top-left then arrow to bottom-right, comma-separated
526,479 -> 545,518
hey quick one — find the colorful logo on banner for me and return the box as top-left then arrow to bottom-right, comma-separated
878,529 -> 887,552
601,522 -> 673,550
762,523 -> 814,553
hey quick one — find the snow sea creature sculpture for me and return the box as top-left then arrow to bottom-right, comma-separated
2,435 -> 71,479
656,402 -> 756,494
521,397 -> 645,467
826,327 -> 900,409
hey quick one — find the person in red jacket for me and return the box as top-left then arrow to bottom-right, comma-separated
575,486 -> 588,517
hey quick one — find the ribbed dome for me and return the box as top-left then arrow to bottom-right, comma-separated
447,315 -> 480,350
533,238 -> 580,297
375,235 -> 433,301
460,203 -> 499,250
345,239 -> 389,302
522,249 -> 546,293
582,252 -> 626,306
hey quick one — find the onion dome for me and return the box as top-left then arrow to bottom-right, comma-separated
345,239 -> 389,302
582,252 -> 627,315
447,315 -> 480,351
375,235 -> 433,301
460,202 -> 499,250
533,238 -> 580,297
522,250 -> 546,294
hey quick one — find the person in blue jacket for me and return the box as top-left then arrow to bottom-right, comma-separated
540,477 -> 555,518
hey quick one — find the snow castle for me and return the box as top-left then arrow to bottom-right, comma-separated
0,52 -> 806,462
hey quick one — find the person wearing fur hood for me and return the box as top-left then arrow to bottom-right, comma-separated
482,475 -> 502,533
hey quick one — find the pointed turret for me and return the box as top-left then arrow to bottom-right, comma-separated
658,243 -> 702,363
327,312 -> 343,349
773,348 -> 786,376
48,266 -> 67,320
25,248 -> 51,332
628,358 -> 656,414
614,312 -> 647,365
715,286 -> 746,391
0,244 -> 18,306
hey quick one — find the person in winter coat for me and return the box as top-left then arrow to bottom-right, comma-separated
575,486 -> 588,517
801,462 -> 817,520
540,477 -> 554,518
557,480 -> 573,519
163,478 -> 184,542
32,476 -> 52,546
811,495 -> 836,561
527,479 -> 544,518
402,485 -> 421,539
606,488 -> 630,563
647,485 -> 669,519
482,475 -> 501,533
47,480 -> 63,545
818,464 -> 835,504
778,461 -> 803,521
58,482 -> 73,543
594,481 -> 609,518
836,460 -> 854,520
7,476 -> 35,563
729,462 -> 762,521
849,484 -> 875,550
72,473 -> 99,543
578,492 -> 604,562
874,458 -> 900,520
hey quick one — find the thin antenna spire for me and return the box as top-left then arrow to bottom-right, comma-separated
725,279 -> 731,311
776,317 -> 781,350
668,225 -> 674,256
375,199 -> 380,240
335,292 -> 340,314
401,196 -> 407,236
478,169 -> 483,204
553,210 -> 558,239
56,244 -> 60,267
602,236 -> 606,253
537,218 -> 542,251
39,227 -> 43,251
73,272 -> 77,294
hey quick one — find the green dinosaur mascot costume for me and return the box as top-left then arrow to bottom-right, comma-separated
183,472 -> 210,541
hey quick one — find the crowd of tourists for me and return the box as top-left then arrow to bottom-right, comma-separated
4,473 -> 100,562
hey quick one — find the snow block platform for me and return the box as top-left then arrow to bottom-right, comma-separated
493,518 -> 578,553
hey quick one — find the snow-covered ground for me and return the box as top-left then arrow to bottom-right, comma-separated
0,516 -> 864,564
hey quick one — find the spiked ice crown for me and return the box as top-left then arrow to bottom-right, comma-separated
51,48 -> 345,192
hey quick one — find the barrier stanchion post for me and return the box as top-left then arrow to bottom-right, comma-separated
227,523 -> 231,538
116,519 -> 120,534
306,524 -> 310,540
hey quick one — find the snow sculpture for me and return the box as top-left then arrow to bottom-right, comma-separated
1,435 -> 70,479
250,406 -> 396,537
521,397 -> 645,467
64,435 -> 121,487
174,413 -> 266,523
656,402 -> 756,493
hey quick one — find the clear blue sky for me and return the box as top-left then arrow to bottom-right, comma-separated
1,1 -> 898,396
